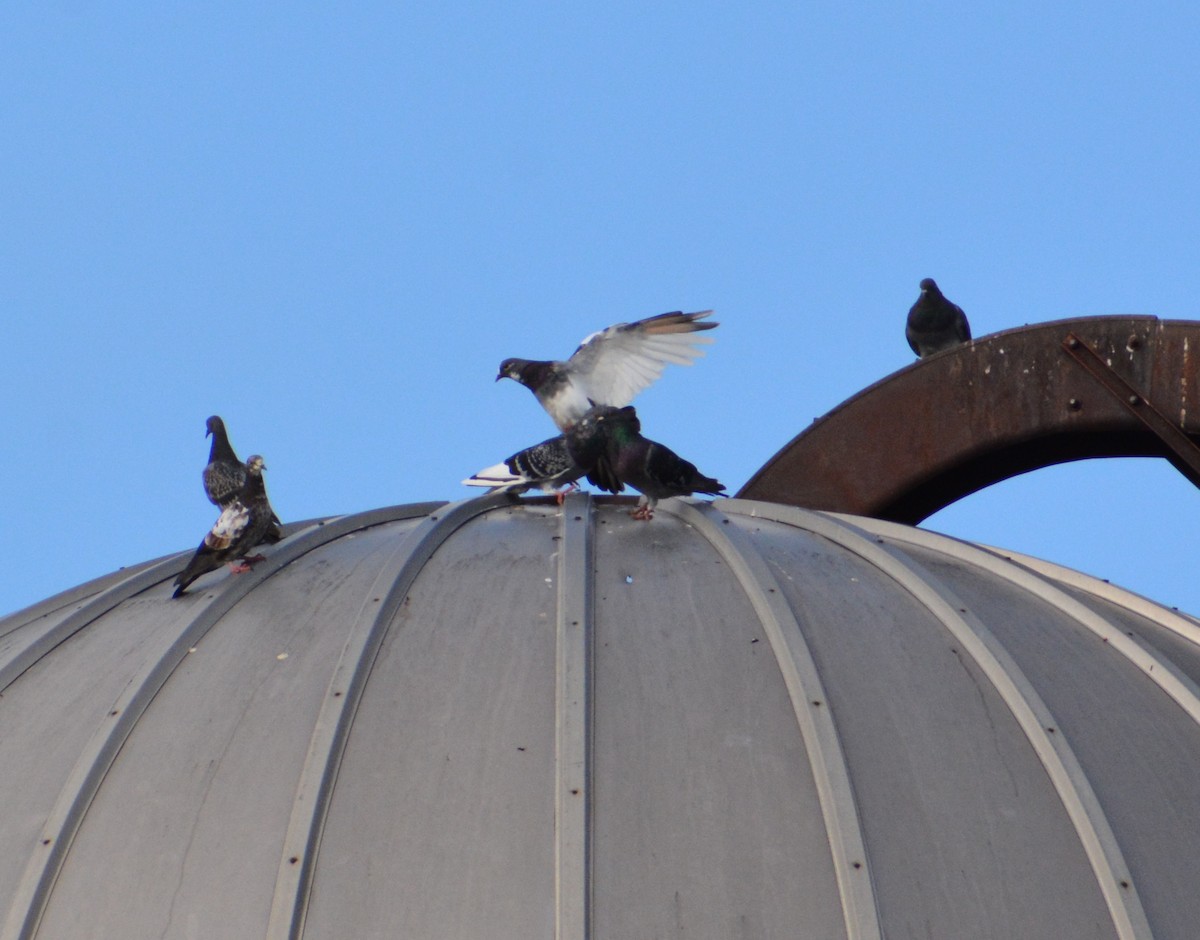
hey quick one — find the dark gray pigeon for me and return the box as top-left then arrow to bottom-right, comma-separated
462,435 -> 583,500
906,278 -> 971,357
173,455 -> 282,597
497,310 -> 717,431
565,405 -> 726,520
199,415 -> 283,534
203,415 -> 246,508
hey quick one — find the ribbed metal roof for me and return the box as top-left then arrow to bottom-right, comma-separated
1,494 -> 1198,939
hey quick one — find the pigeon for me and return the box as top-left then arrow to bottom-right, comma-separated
199,415 -> 283,534
497,310 -> 717,431
203,416 -> 247,508
565,404 -> 726,520
462,434 -> 583,500
906,278 -> 971,357
173,455 -> 282,597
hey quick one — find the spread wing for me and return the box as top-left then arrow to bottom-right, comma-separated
566,310 -> 716,408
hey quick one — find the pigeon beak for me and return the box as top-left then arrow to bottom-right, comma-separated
495,373 -> 504,382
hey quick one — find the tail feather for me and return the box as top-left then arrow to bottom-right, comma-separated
462,461 -> 524,488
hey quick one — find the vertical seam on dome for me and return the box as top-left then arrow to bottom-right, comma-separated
264,495 -> 506,940
0,558 -> 171,639
659,499 -> 883,940
720,500 -> 1154,940
555,492 -> 593,940
839,515 -> 1200,736
965,541 -> 1200,654
0,502 -> 446,940
0,557 -> 186,692
0,504 -> 446,694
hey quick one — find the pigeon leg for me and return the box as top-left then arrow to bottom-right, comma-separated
554,481 -> 580,505
630,495 -> 658,521
228,554 -> 267,574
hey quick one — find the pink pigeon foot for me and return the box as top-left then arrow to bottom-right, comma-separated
227,553 -> 267,574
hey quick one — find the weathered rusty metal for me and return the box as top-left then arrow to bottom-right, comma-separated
1061,332 -> 1200,488
739,316 -> 1200,524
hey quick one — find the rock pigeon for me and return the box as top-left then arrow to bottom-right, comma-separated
497,310 -> 717,431
173,455 -> 282,597
565,404 -> 726,520
906,278 -> 971,357
203,415 -> 246,508
462,434 -> 583,500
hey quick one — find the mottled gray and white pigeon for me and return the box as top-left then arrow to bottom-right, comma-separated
497,310 -> 717,431
565,405 -> 726,520
203,415 -> 246,508
462,435 -> 583,499
173,455 -> 282,597
906,278 -> 971,357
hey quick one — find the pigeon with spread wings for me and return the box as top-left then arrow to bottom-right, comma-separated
497,310 -> 717,431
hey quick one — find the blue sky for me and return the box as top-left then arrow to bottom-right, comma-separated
3,3 -> 1198,617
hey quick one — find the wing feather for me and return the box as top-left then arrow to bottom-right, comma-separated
565,310 -> 717,409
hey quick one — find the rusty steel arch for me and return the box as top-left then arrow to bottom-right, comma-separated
739,316 -> 1200,524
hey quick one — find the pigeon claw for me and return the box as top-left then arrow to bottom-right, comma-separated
555,481 -> 580,505
630,505 -> 655,521
228,553 -> 267,575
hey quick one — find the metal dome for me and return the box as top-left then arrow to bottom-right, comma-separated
1,494 -> 1198,940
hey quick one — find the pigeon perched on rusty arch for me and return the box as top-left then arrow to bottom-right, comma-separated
497,310 -> 717,431
906,278 -> 971,357
565,404 -> 725,520
173,455 -> 282,597
462,435 -> 583,499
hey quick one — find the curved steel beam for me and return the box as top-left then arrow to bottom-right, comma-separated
739,316 -> 1200,524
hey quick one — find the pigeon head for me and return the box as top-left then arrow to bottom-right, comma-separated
496,358 -> 563,394
206,415 -> 226,439
497,358 -> 529,383
919,278 -> 939,294
245,455 -> 266,475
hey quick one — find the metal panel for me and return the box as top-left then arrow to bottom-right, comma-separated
8,506 -> 437,940
985,546 -> 1200,652
264,497 -> 507,939
721,501 -> 1127,939
0,496 -> 1198,939
0,557 -> 165,634
300,503 -> 561,939
838,515 -> 1200,940
839,517 -> 1200,739
0,582 -> 205,920
661,499 -> 881,940
590,503 -> 847,939
0,556 -> 186,692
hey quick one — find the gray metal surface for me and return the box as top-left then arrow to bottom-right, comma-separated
0,495 -> 1197,938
